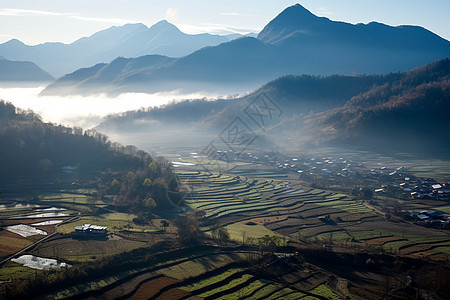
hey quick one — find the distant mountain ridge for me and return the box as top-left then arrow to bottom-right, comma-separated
42,4 -> 450,96
0,57 -> 53,83
96,58 -> 450,156
0,21 -> 236,77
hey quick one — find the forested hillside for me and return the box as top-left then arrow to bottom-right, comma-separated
306,58 -> 450,154
0,101 -> 179,210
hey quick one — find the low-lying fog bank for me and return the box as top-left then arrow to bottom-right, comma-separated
0,85 -> 230,129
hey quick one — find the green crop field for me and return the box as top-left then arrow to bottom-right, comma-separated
224,222 -> 285,245
432,246 -> 450,254
309,284 -> 343,300
0,261 -> 40,282
246,284 -> 282,299
409,160 -> 450,181
181,268 -> 244,292
158,254 -> 239,280
197,274 -> 254,298
217,279 -> 267,299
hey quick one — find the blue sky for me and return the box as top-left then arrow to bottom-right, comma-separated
1,0 -> 449,45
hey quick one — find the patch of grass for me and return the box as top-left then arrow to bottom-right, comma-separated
198,274 -> 253,298
0,261 -> 40,282
0,208 -> 36,218
314,231 -> 352,242
435,206 -> 450,213
382,240 -> 413,251
432,246 -> 450,254
349,230 -> 392,241
57,203 -> 94,214
265,287 -> 296,299
217,279 -> 267,299
159,254 -> 239,280
181,268 -> 244,292
309,284 -> 343,300
409,160 -> 450,181
405,236 -> 450,244
223,222 -> 286,245
35,238 -> 148,263
246,284 -> 281,299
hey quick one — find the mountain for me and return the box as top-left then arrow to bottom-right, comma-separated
95,59 -> 450,157
304,59 -> 450,154
96,71 -> 401,134
0,21 -> 230,77
43,55 -> 176,96
0,57 -> 53,84
41,37 -> 278,96
42,4 -> 450,96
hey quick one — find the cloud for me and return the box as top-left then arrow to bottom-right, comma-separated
221,12 -> 241,16
0,34 -> 17,43
0,8 -> 71,17
70,15 -> 138,24
0,8 -> 138,25
0,86 -> 223,128
165,8 -> 179,23
178,23 -> 258,35
316,7 -> 334,16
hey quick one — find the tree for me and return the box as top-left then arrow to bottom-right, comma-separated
160,220 -> 169,232
111,179 -> 120,188
144,197 -> 157,209
142,178 -> 152,187
175,212 -> 200,245
217,227 -> 230,245
148,161 -> 157,172
210,223 -> 220,241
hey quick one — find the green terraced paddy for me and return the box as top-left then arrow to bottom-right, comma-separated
382,240 -> 413,251
225,222 -> 285,244
408,160 -> 450,181
198,274 -> 254,298
309,284 -> 343,300
158,254 -> 239,280
181,268 -> 245,292
216,279 -> 267,299
348,230 -> 395,240
405,236 -> 450,244
432,246 -> 450,254
313,230 -> 353,242
246,284 -> 281,299
265,287 -> 301,299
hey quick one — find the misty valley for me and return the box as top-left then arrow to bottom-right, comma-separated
0,3 -> 449,300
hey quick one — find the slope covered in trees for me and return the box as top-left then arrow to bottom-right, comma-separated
306,58 -> 450,154
0,101 -> 179,210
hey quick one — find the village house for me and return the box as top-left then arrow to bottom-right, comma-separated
74,224 -> 107,235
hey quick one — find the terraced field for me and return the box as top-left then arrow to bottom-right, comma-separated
2,154 -> 449,299
177,169 -> 450,258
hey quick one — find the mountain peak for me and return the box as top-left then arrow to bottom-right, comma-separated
289,3 -> 318,17
149,20 -> 181,33
4,38 -> 25,46
257,4 -> 322,43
